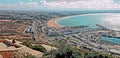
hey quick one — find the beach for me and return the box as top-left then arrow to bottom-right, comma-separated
48,13 -> 120,31
47,18 -> 60,28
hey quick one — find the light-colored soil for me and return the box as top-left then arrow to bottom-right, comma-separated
47,18 -> 60,28
41,44 -> 57,51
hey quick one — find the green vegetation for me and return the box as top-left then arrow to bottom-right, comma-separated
42,40 -> 113,58
21,42 -> 47,53
32,44 -> 47,53
43,41 -> 81,58
84,52 -> 113,58
24,54 -> 36,58
21,41 -> 113,58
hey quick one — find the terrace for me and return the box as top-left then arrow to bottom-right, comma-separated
0,39 -> 24,58
0,39 -> 22,51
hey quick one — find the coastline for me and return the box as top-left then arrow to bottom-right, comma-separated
47,16 -> 74,28
47,13 -> 120,29
47,18 -> 61,28
47,15 -> 80,28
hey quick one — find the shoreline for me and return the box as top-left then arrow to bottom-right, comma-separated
47,18 -> 61,28
47,13 -> 120,29
47,15 -> 73,28
47,15 -> 79,28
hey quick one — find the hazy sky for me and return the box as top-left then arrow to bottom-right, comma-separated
0,0 -> 120,11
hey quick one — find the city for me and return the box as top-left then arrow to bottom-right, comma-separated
0,0 -> 120,58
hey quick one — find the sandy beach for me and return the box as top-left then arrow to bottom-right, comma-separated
47,18 -> 60,28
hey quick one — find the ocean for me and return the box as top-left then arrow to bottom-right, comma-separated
101,36 -> 120,45
56,13 -> 120,31
56,13 -> 120,45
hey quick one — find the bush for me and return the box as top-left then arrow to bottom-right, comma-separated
21,42 -> 33,48
43,41 -> 113,58
32,45 -> 47,53
21,42 -> 47,53
43,42 -> 81,58
24,54 -> 36,58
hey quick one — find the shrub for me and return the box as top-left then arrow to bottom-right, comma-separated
32,45 -> 47,53
21,42 -> 47,53
24,54 -> 36,58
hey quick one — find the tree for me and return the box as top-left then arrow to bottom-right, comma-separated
43,41 -> 81,58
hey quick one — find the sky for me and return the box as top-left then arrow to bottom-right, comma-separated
0,0 -> 120,11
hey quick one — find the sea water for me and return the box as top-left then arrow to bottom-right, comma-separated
100,36 -> 120,45
56,13 -> 120,45
56,13 -> 107,28
56,13 -> 120,30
